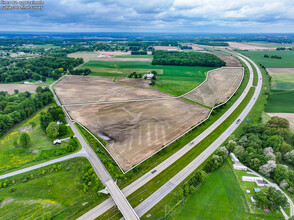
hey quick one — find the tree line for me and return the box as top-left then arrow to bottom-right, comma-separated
229,117 -> 294,196
0,87 -> 54,137
152,50 -> 225,67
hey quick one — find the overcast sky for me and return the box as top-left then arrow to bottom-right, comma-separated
1,0 -> 294,32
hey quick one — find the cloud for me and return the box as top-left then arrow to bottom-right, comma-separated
1,0 -> 294,32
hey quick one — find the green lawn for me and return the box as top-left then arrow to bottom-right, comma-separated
271,74 -> 294,90
80,60 -> 214,96
265,90 -> 294,113
0,158 -> 107,220
240,51 -> 294,68
0,106 -> 76,173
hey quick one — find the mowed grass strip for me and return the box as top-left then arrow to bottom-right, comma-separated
80,60 -> 214,96
240,50 -> 294,68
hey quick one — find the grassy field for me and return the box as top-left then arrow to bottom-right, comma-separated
265,90 -> 294,113
80,60 -> 214,96
0,158 -> 107,220
169,160 -> 283,220
271,73 -> 294,90
240,51 -> 294,68
0,106 -> 76,173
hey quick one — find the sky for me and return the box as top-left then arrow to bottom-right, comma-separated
1,0 -> 294,33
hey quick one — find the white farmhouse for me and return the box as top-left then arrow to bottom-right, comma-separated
145,72 -> 154,79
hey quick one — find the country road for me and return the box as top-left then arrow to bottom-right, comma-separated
78,53 -> 257,220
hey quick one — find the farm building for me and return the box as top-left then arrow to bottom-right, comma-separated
242,176 -> 263,182
145,72 -> 154,79
251,196 -> 257,204
253,188 -> 261,192
246,190 -> 250,194
53,139 -> 62,145
233,164 -> 247,171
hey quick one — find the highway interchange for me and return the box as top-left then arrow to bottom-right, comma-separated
1,52 -> 292,219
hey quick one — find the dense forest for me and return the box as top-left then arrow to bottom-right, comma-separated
152,50 -> 225,67
229,117 -> 294,195
0,87 -> 54,137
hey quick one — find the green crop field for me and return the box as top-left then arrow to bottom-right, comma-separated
80,60 -> 214,96
271,74 -> 294,90
240,51 -> 294,68
266,90 -> 294,113
0,106 -> 76,173
0,158 -> 107,220
170,161 -> 282,220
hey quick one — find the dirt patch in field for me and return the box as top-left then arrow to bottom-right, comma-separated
19,125 -> 32,133
116,78 -> 152,88
0,84 -> 41,94
183,67 -> 244,107
153,46 -> 179,51
228,42 -> 273,51
66,99 -> 210,171
266,68 -> 294,74
267,113 -> 294,130
94,57 -> 153,62
212,53 -> 242,67
54,75 -> 172,105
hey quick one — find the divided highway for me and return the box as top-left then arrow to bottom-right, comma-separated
78,53 -> 259,220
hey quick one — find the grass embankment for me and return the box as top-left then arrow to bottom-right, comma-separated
99,74 -> 255,220
80,60 -> 214,96
0,106 -> 78,174
0,158 -> 107,220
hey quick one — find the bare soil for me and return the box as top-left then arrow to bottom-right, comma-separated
228,42 -> 273,51
0,84 -> 41,94
94,57 -> 153,62
212,53 -> 242,67
266,68 -> 294,74
267,113 -> 294,130
183,67 -> 244,107
66,99 -> 210,171
116,78 -> 152,88
54,75 -> 172,105
153,46 -> 179,51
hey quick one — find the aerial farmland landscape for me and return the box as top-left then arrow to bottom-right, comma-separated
1,1 -> 294,220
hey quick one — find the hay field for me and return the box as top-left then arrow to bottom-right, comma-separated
212,53 -> 241,67
0,84 -> 41,94
270,73 -> 294,90
54,75 -> 172,105
65,99 -> 210,171
183,67 -> 244,107
266,68 -> 294,74
228,42 -> 272,50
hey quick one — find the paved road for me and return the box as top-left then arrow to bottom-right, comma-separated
133,52 -> 263,218
51,78 -> 139,220
77,54 -> 255,220
0,150 -> 87,180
